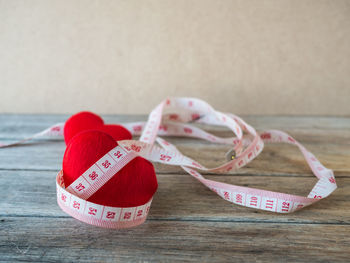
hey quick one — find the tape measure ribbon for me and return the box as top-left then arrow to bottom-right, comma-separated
0,97 -> 337,228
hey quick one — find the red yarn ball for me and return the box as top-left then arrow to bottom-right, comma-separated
98,124 -> 132,142
64,112 -> 103,144
64,111 -> 132,144
63,130 -> 158,207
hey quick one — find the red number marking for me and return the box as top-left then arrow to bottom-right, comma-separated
159,125 -> 168,131
73,201 -> 80,209
236,194 -> 243,204
189,170 -> 198,177
250,196 -> 258,207
75,183 -> 85,192
133,125 -> 142,132
160,154 -> 172,162
123,212 -> 131,220
191,113 -> 200,120
162,140 -> 170,146
184,127 -> 192,134
131,144 -> 141,152
288,137 -> 295,143
106,211 -> 116,219
233,139 -> 240,144
89,171 -> 98,180
281,202 -> 290,212
51,126 -> 61,132
88,207 -> 97,216
191,161 -> 201,168
114,151 -> 123,159
61,194 -> 67,202
265,200 -> 274,209
224,191 -> 230,200
169,114 -> 178,121
329,177 -> 336,184
260,133 -> 271,139
236,126 -> 240,135
102,160 -> 111,169
137,210 -> 143,217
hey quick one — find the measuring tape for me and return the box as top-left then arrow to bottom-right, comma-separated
0,97 -> 337,228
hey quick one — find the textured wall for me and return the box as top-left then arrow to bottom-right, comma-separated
0,0 -> 349,115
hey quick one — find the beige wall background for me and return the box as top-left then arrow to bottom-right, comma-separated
0,0 -> 349,115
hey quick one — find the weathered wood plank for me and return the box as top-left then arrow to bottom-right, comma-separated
0,139 -> 348,176
1,170 -> 348,224
1,114 -> 349,262
1,217 -> 349,263
0,114 -> 141,140
1,115 -> 349,176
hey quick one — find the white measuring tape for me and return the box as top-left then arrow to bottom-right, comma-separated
0,97 -> 337,228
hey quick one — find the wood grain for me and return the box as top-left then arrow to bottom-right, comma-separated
0,114 -> 349,262
1,170 -> 349,224
1,218 -> 349,263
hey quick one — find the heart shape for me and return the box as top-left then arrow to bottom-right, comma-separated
63,130 -> 158,207
64,111 -> 132,144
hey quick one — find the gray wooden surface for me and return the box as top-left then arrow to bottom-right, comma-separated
0,114 -> 349,262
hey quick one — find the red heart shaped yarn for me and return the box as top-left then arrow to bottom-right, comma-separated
64,111 -> 132,144
63,130 -> 158,207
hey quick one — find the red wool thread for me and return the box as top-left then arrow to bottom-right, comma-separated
64,111 -> 132,144
62,113 -> 158,208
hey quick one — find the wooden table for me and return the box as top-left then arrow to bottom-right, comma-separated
0,114 -> 349,262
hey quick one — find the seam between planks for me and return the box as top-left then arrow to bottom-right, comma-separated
0,167 -> 335,177
0,215 -> 349,225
